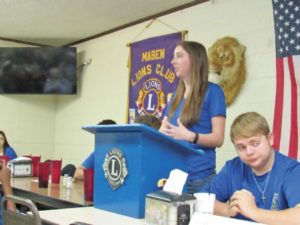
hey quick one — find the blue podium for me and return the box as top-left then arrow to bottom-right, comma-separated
82,124 -> 202,218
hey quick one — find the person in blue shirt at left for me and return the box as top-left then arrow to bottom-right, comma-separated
74,119 -> 116,181
0,130 -> 17,161
159,41 -> 226,194
201,112 -> 300,224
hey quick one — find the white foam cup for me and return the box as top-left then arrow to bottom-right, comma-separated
194,193 -> 216,214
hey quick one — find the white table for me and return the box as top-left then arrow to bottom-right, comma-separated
39,207 -> 265,225
8,177 -> 92,209
39,207 -> 145,225
189,212 -> 266,225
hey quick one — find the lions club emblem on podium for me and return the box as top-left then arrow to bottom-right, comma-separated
103,148 -> 128,190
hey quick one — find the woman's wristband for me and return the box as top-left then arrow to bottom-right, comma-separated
191,132 -> 199,144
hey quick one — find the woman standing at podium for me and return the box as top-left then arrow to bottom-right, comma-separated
159,41 -> 226,193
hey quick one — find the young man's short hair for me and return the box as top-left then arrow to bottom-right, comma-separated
230,112 -> 270,143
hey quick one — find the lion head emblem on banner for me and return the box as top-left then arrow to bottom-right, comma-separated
135,78 -> 166,117
208,36 -> 246,106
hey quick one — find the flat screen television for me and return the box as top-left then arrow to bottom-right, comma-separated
0,47 -> 77,94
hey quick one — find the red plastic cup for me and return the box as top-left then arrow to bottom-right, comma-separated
84,169 -> 94,202
29,156 -> 41,177
51,160 -> 62,184
38,162 -> 50,188
0,156 -> 10,166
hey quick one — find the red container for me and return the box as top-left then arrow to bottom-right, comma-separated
51,160 -> 62,184
84,169 -> 94,202
0,156 -> 9,166
0,156 -> 10,166
38,162 -> 50,188
29,156 -> 41,177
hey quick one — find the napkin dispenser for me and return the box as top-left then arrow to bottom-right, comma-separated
7,157 -> 32,177
145,190 -> 196,225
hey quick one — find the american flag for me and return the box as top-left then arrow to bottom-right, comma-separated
272,0 -> 300,160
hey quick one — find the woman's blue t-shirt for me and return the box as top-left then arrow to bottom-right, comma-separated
164,82 -> 226,180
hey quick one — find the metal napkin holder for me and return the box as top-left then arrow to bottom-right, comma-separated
7,157 -> 32,177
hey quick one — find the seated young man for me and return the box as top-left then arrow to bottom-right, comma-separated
74,119 -> 116,181
201,112 -> 300,225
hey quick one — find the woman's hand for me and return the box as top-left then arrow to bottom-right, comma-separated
159,117 -> 194,142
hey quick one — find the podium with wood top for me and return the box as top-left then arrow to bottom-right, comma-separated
82,124 -> 202,218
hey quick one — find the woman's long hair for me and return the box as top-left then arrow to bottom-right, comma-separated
0,130 -> 10,154
169,41 -> 208,127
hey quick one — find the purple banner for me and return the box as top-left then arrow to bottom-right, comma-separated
128,32 -> 183,123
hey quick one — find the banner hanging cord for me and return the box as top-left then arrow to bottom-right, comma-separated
127,18 -> 188,46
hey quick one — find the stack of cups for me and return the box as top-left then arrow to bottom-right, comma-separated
51,160 -> 62,184
29,156 -> 41,177
83,169 -> 94,202
38,162 -> 50,188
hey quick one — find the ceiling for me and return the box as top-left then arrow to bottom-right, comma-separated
0,0 -> 208,47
